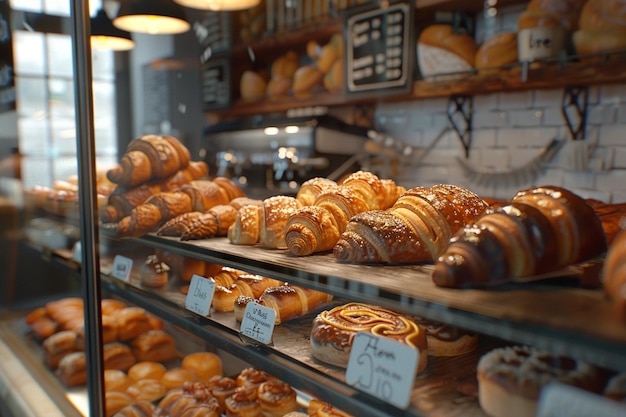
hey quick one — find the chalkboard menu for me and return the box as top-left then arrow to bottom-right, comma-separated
345,1 -> 413,96
201,59 -> 231,111
193,12 -> 233,64
0,0 -> 15,113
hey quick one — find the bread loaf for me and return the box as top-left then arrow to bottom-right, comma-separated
333,184 -> 488,264
433,186 -> 607,288
475,32 -> 518,74
417,24 -> 476,79
573,0 -> 626,58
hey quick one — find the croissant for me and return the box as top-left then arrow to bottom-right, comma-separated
212,274 -> 282,313
102,178 -> 246,238
258,284 -> 333,325
433,186 -> 608,288
156,197 -> 261,240
107,135 -> 191,187
295,177 -> 337,206
229,196 -> 303,249
285,172 -> 405,257
100,161 -> 208,223
333,184 -> 489,264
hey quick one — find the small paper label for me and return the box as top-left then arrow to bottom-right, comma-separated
239,302 -> 276,345
111,255 -> 133,281
71,241 -> 82,263
518,26 -> 566,61
538,382 -> 626,417
345,332 -> 418,409
185,274 -> 215,317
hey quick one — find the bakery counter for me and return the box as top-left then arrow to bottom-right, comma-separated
131,234 -> 626,373
100,263 -> 499,417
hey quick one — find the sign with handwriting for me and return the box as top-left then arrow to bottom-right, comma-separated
111,255 -> 132,282
345,1 -> 413,95
345,332 -> 418,409
201,59 -> 231,111
239,301 -> 276,345
185,274 -> 215,317
537,382 -> 626,417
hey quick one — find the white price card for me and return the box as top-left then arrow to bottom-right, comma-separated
345,332 -> 418,409
185,274 -> 215,317
537,382 -> 626,417
111,255 -> 133,281
239,301 -> 276,346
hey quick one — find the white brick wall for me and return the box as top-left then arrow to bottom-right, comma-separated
375,85 -> 626,203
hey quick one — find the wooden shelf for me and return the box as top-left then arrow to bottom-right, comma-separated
131,234 -> 626,374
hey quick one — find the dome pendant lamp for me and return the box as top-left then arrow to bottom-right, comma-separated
173,0 -> 260,11
113,0 -> 191,35
91,8 -> 135,51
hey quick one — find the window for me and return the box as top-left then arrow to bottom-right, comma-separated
11,0 -> 118,188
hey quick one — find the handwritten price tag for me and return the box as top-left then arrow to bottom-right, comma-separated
239,301 -> 276,345
538,382 -> 626,417
345,332 -> 418,409
185,274 -> 215,317
111,255 -> 133,281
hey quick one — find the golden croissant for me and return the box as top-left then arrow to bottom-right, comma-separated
333,184 -> 489,264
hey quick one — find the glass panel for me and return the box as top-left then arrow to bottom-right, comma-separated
53,156 -> 78,182
15,76 -> 47,118
93,80 -> 116,156
21,156 -> 52,188
18,117 -> 49,156
50,117 -> 77,155
47,34 -> 73,78
48,78 -> 74,119
13,31 -> 45,76
92,47 -> 114,81
44,0 -> 69,17
9,0 -> 42,12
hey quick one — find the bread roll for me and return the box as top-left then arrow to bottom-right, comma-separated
130,329 -> 178,362
240,70 -> 267,102
161,367 -> 199,390
181,352 -> 223,383
573,0 -> 626,58
114,307 -> 153,341
126,378 -> 167,402
106,391 -> 134,417
127,361 -> 167,381
104,343 -> 136,372
292,65 -> 324,98
57,351 -> 87,387
104,369 -> 133,392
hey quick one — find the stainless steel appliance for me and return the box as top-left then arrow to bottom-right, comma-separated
203,116 -> 368,198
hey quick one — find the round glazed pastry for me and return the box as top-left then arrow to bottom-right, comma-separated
413,317 -> 478,357
127,361 -> 167,381
105,391 -> 134,417
236,367 -> 273,389
257,379 -> 298,417
310,303 -> 428,372
209,376 -> 237,411
224,386 -> 260,417
140,254 -> 170,288
477,345 -> 602,417
181,352 -> 223,383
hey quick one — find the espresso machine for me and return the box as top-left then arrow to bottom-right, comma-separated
203,116 -> 369,199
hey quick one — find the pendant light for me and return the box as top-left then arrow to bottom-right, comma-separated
113,0 -> 191,35
90,8 -> 135,51
173,0 -> 260,11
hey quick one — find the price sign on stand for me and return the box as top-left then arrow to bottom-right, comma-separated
185,274 -> 215,317
111,255 -> 133,282
71,241 -> 82,263
345,332 -> 418,409
537,382 -> 626,417
239,301 -> 276,346
201,59 -> 231,111
345,1 -> 413,97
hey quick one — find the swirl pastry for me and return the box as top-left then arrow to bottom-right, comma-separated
257,379 -> 298,417
210,376 -> 237,412
310,303 -> 428,372
224,386 -> 261,417
477,345 -> 603,417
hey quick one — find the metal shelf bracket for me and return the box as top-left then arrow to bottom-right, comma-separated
447,94 -> 473,158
